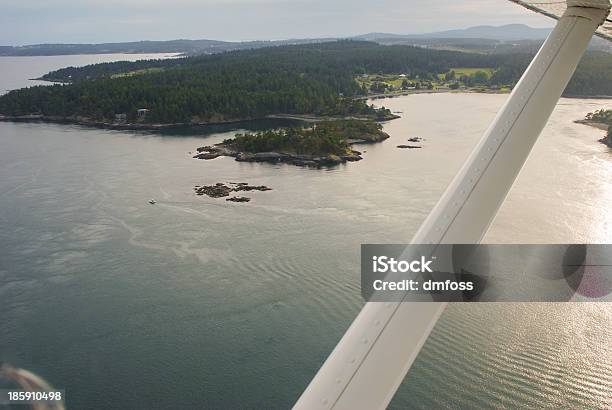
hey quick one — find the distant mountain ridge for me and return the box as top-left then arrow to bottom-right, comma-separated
427,24 -> 552,40
354,24 -> 609,54
356,24 -> 552,41
0,24 -> 580,57
0,38 -> 337,57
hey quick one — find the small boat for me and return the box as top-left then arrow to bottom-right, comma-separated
148,199 -> 157,205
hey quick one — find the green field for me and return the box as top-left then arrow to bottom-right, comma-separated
355,74 -> 428,92
111,67 -> 164,79
450,67 -> 495,77
355,67 -> 509,96
355,74 -> 405,88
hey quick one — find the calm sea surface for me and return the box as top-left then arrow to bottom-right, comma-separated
0,55 -> 611,409
0,53 -> 180,94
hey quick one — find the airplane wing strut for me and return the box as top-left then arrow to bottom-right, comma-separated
295,1 -> 610,409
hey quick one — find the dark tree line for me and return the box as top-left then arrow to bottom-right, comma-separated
488,50 -> 612,96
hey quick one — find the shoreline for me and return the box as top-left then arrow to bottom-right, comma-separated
574,119 -> 611,148
574,119 -> 609,131
193,144 -> 365,167
0,114 -> 198,130
0,112 -> 398,130
29,78 -> 69,84
265,113 -> 399,122
2,92 -> 610,131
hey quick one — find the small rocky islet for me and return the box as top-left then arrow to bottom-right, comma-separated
194,182 -> 272,203
398,136 -> 424,149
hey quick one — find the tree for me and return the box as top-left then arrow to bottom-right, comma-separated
471,70 -> 489,84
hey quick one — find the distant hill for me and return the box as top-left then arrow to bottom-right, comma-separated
427,24 -> 552,40
355,24 -> 609,53
0,40 -> 226,56
355,24 -> 552,41
2,24 -> 609,57
0,38 -> 337,57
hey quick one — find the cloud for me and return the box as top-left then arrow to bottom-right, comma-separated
0,0 -> 553,45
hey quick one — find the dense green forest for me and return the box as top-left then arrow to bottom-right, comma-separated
488,51 -> 612,96
38,41 -> 501,84
0,41 -> 610,124
1,42 -> 409,123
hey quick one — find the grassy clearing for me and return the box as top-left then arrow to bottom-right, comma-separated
111,67 -> 164,79
354,68 -> 510,96
355,74 -> 421,91
450,67 -> 495,77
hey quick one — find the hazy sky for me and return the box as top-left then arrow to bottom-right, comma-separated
1,0 -> 553,45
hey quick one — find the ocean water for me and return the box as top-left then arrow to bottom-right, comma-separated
0,56 -> 611,409
0,53 -> 180,94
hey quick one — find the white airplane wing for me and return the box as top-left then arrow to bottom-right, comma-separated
295,1 -> 611,409
510,0 -> 612,39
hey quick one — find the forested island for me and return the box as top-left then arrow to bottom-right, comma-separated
193,119 -> 389,167
1,41 -> 610,128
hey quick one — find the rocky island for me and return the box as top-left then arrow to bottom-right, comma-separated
194,182 -> 272,203
397,137 -> 424,149
193,119 -> 390,167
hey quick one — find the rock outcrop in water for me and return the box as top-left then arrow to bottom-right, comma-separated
226,196 -> 251,203
194,183 -> 233,198
194,182 -> 271,203
398,137 -> 424,149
